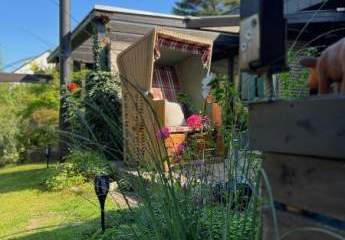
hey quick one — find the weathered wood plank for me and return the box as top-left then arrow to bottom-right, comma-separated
109,13 -> 186,28
284,0 -> 324,14
110,32 -> 143,43
263,208 -> 344,240
109,20 -> 155,35
262,152 -> 345,220
249,96 -> 345,159
71,51 -> 94,63
286,10 -> 345,25
186,15 -> 240,29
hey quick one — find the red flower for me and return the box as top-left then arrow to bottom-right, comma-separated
187,114 -> 203,130
156,127 -> 170,140
67,82 -> 78,92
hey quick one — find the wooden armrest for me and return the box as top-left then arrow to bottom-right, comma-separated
149,99 -> 186,128
150,99 -> 166,127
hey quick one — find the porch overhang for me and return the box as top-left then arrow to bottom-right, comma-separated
0,73 -> 52,83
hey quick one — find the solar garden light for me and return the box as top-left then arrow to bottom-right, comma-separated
94,175 -> 110,233
44,145 -> 51,168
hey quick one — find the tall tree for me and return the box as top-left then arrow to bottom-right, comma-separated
173,0 -> 240,16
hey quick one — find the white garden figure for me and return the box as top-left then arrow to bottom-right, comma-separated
202,73 -> 216,99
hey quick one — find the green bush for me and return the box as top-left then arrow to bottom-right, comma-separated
66,150 -> 112,177
63,28 -> 123,161
45,150 -> 112,190
45,163 -> 86,190
83,29 -> 122,161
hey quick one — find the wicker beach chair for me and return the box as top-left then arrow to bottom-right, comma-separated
117,27 -> 213,164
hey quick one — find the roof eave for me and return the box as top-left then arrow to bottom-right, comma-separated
48,8 -> 97,63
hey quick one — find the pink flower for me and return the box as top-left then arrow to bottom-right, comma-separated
156,127 -> 170,140
187,114 -> 203,130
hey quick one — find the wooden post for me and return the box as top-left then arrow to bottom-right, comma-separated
92,16 -> 110,71
58,0 -> 72,160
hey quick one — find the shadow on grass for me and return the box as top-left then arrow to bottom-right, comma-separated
4,209 -> 136,240
0,166 -> 55,194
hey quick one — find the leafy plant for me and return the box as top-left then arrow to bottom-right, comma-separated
63,25 -> 123,161
209,75 -> 248,154
45,163 -> 86,191
45,150 -> 112,190
66,150 -> 112,177
278,47 -> 318,99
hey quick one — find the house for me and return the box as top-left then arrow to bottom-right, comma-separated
0,50 -> 53,84
14,50 -> 54,74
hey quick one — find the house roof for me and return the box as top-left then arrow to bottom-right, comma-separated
93,5 -> 187,20
48,5 -> 240,63
49,3 -> 345,63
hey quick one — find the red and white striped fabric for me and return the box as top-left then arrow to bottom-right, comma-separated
152,65 -> 181,102
155,36 -> 211,67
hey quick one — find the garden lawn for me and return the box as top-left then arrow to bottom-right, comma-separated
0,163 -> 116,240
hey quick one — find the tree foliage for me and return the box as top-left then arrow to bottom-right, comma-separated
0,67 -> 59,166
173,0 -> 240,16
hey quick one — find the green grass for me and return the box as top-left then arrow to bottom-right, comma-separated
0,163 -> 116,240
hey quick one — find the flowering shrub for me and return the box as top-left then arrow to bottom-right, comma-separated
187,114 -> 203,129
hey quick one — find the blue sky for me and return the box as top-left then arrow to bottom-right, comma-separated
0,0 -> 176,72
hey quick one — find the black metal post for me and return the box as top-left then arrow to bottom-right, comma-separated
58,0 -> 71,161
94,175 -> 110,233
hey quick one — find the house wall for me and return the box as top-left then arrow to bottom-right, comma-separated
110,41 -> 132,72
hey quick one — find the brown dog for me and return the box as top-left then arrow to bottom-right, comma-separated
300,38 -> 345,94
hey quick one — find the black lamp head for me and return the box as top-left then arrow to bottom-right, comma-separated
94,175 -> 110,198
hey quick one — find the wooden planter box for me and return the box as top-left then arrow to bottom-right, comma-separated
248,96 -> 345,239
249,95 -> 345,159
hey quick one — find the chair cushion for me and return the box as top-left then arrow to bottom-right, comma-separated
164,101 -> 186,127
